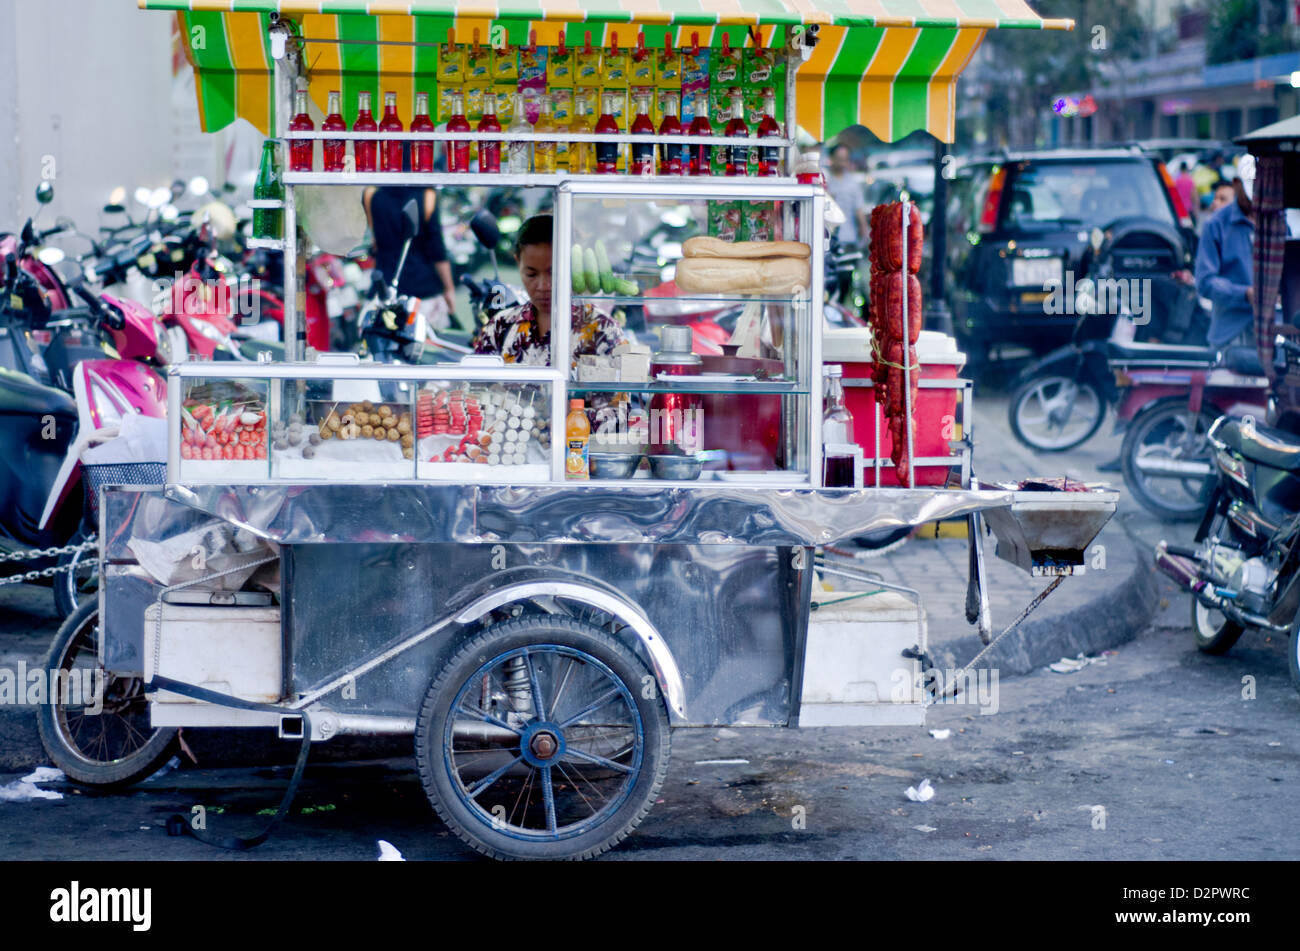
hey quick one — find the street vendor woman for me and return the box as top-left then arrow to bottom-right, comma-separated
472,214 -> 628,366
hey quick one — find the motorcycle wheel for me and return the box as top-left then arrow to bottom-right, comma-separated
1191,598 -> 1244,655
53,531 -> 97,621
36,600 -> 178,788
850,527 -> 912,557
1120,398 -> 1217,521
1289,614 -> 1300,698
1008,374 -> 1106,452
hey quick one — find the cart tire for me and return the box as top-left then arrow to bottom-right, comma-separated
36,600 -> 178,788
1191,597 -> 1244,656
415,616 -> 671,860
53,531 -> 98,621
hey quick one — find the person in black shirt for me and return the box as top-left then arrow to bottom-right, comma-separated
362,185 -> 455,328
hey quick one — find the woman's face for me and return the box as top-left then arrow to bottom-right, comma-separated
518,243 -> 553,316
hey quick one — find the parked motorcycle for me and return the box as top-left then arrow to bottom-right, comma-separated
1153,337 -> 1300,692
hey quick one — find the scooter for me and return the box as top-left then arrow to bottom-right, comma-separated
1153,336 -> 1300,693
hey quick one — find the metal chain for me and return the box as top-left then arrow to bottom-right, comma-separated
0,558 -> 99,587
0,538 -> 97,563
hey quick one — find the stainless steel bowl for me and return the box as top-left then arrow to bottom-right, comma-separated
589,452 -> 643,479
648,454 -> 703,480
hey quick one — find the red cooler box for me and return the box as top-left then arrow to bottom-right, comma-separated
823,329 -> 967,487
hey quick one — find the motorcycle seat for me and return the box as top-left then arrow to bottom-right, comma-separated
1218,418 -> 1300,472
1107,341 -> 1216,365
1222,345 -> 1266,377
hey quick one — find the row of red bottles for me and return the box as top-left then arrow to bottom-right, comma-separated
288,86 -> 781,176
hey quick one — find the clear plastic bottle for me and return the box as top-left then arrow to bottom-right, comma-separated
565,398 -> 590,480
506,93 -> 532,174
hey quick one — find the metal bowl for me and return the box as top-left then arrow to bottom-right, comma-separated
589,452 -> 643,479
648,454 -> 703,480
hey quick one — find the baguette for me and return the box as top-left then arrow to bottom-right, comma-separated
675,255 -> 811,296
683,235 -> 811,260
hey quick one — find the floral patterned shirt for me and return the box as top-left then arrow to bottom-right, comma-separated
471,301 -> 627,368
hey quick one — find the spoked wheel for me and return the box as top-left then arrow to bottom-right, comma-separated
1009,374 -> 1106,452
53,532 -> 98,620
36,600 -> 178,787
416,616 -> 670,860
1120,398 -> 1217,521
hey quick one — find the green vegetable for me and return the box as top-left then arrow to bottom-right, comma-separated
571,243 -> 587,295
594,240 -> 614,295
613,277 -> 640,297
583,248 -> 601,295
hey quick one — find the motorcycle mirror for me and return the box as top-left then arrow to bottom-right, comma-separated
189,176 -> 210,197
35,182 -> 54,205
36,247 -> 65,266
20,218 -> 34,245
402,199 -> 421,241
170,179 -> 186,199
470,209 -> 502,251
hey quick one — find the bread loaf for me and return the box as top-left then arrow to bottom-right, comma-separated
675,255 -> 812,296
683,236 -> 811,260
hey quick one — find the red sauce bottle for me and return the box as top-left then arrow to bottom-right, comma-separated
477,93 -> 502,173
594,92 -> 620,175
352,91 -> 378,173
723,88 -> 749,177
629,91 -> 655,176
756,88 -> 782,177
656,92 -> 684,176
410,92 -> 435,173
379,91 -> 404,172
322,90 -> 347,172
288,88 -> 314,172
687,96 -> 712,177
446,88 -> 471,173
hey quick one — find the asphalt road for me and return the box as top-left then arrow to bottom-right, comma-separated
2,396 -> 1296,861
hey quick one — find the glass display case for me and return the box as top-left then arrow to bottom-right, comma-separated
168,362 -> 564,484
553,180 -> 824,484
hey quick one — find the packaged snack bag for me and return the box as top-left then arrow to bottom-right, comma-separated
601,43 -> 629,84
679,48 -> 709,124
711,44 -> 742,87
630,43 -> 655,86
491,46 -> 519,83
520,86 -> 545,124
548,44 -> 575,86
575,43 -> 602,86
656,45 -> 681,88
466,45 -> 492,83
492,85 -> 516,123
743,46 -> 776,85
518,45 -> 548,90
741,201 -> 775,243
707,201 -> 742,243
439,43 -> 466,83
465,83 -> 491,121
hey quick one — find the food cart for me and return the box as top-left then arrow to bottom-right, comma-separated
39,0 -> 1111,860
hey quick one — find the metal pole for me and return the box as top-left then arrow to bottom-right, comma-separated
924,135 -> 953,336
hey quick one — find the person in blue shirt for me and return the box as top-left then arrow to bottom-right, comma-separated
1194,177 -> 1255,348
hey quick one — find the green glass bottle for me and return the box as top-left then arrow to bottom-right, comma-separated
253,139 -> 284,239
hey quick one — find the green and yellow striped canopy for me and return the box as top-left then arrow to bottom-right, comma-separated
142,0 -> 1070,143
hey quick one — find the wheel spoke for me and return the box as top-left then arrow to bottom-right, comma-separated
464,754 -> 523,799
550,656 -> 577,722
524,649 -> 547,722
563,746 -> 633,774
555,759 -> 601,815
539,765 -> 557,833
455,702 -> 522,735
557,687 -> 623,729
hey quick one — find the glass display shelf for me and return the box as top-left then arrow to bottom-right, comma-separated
569,380 -> 806,395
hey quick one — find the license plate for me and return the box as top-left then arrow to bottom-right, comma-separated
1012,257 -> 1062,288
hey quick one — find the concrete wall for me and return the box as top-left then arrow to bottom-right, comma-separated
0,0 -> 176,233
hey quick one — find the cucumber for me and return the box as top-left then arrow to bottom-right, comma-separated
583,248 -> 601,294
594,240 -> 614,295
613,277 -> 639,297
571,243 -> 587,295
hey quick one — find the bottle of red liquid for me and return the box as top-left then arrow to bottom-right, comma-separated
629,91 -> 655,176
379,91 -> 404,171
756,88 -> 782,177
322,90 -> 347,172
723,88 -> 749,177
687,96 -> 712,177
656,92 -> 684,176
352,91 -> 378,172
288,88 -> 314,172
594,92 -> 620,175
410,92 -> 435,172
446,88 -> 471,173
477,93 -> 502,173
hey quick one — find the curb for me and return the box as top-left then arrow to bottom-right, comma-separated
927,523 -> 1160,677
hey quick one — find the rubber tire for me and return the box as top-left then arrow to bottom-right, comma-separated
36,600 -> 179,788
850,526 -> 912,556
1120,398 -> 1217,522
415,615 -> 671,861
1191,597 -> 1244,656
1008,375 -> 1106,453
1289,615 -> 1300,698
52,532 -> 97,621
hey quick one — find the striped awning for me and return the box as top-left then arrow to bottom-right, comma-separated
143,0 -> 1071,143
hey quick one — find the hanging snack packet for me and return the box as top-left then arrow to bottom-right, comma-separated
518,44 -> 548,90
601,41 -> 629,84
548,44 -> 575,86
439,42 -> 466,83
679,47 -> 709,125
466,45 -> 492,83
491,46 -> 519,83
575,43 -> 602,86
711,43 -> 742,87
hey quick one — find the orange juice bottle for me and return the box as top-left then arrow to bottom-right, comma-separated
565,398 -> 590,479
